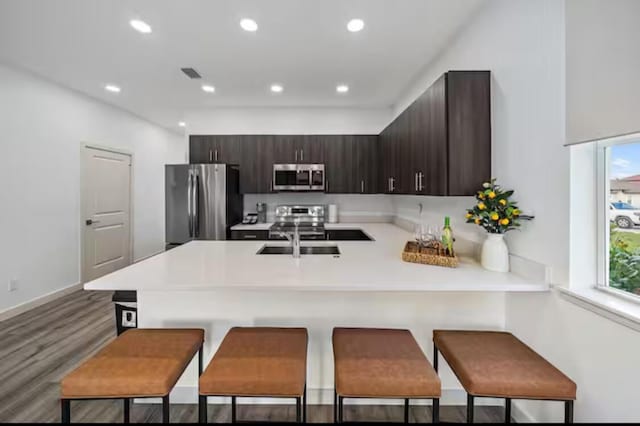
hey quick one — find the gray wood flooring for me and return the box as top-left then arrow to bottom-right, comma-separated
0,290 -> 505,423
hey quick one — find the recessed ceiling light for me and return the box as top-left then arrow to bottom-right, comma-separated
347,19 -> 365,32
336,84 -> 349,93
240,18 -> 258,32
201,84 -> 215,93
104,84 -> 121,93
130,19 -> 152,34
270,84 -> 283,93
178,121 -> 186,127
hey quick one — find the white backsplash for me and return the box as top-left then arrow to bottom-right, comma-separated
391,195 -> 484,242
243,193 -> 483,241
243,193 -> 394,222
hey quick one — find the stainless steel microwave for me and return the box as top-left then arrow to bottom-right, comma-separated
273,164 -> 325,191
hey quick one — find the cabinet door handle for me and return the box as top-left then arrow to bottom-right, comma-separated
361,180 -> 364,193
419,172 -> 424,191
300,149 -> 304,162
415,173 -> 419,191
390,177 -> 395,192
295,150 -> 298,162
209,150 -> 213,162
215,150 -> 218,162
243,234 -> 257,239
326,179 -> 329,192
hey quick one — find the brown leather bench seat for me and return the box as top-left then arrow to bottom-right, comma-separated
60,328 -> 204,423
433,330 -> 576,423
333,328 -> 441,423
198,327 -> 308,423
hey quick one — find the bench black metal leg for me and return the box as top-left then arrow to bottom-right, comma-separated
467,394 -> 474,423
565,400 -> 574,424
505,398 -> 511,423
338,396 -> 344,423
296,397 -> 302,423
199,396 -> 207,424
61,399 -> 70,424
433,346 -> 439,372
303,384 -> 307,423
432,398 -> 439,423
198,345 -> 203,376
162,395 -> 170,423
124,398 -> 130,423
404,399 -> 409,423
231,396 -> 237,423
333,390 -> 337,423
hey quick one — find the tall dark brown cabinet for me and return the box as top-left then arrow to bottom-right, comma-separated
379,70 -> 491,196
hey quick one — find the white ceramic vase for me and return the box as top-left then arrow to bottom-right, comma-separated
481,233 -> 509,272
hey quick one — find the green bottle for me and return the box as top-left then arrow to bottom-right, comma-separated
442,216 -> 453,255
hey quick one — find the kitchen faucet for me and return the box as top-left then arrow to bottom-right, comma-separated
279,221 -> 301,258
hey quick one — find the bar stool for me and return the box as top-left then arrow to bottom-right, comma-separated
199,327 -> 308,423
333,327 -> 441,423
433,330 -> 576,423
60,328 -> 204,423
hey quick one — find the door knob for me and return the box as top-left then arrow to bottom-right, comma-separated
85,219 -> 100,225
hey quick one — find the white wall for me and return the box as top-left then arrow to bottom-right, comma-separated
0,63 -> 186,313
565,0 -> 640,144
400,0 -> 640,422
394,0 -> 568,284
184,107 -> 392,135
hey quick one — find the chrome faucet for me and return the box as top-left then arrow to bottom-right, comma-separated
280,222 -> 301,258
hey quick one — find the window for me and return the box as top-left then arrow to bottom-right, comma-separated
599,135 -> 640,299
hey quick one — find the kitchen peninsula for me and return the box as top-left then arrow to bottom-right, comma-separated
85,222 -> 546,404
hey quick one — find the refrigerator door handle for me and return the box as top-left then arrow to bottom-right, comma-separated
193,172 -> 200,238
187,170 -> 193,238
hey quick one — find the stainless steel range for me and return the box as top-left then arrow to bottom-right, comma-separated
269,205 -> 326,240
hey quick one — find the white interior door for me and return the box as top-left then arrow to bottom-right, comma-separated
82,146 -> 132,282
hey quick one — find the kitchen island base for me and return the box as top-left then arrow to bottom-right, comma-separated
137,289 -> 507,406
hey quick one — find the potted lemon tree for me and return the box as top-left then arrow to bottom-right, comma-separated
465,179 -> 523,272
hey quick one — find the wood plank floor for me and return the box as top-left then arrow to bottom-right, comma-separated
0,290 -> 506,423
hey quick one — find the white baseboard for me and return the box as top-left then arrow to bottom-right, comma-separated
0,281 -> 83,322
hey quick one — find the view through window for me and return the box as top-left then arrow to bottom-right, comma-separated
608,141 -> 640,297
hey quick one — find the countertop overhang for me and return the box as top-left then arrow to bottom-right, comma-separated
84,223 -> 548,292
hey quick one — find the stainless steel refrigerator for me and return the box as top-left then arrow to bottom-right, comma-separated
165,163 -> 242,247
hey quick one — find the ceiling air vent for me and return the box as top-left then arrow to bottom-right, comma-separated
181,68 -> 202,79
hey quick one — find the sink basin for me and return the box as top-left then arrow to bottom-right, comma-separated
257,245 -> 341,255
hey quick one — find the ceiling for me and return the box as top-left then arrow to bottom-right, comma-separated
0,0 -> 485,130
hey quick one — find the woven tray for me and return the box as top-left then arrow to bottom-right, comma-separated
401,241 -> 459,268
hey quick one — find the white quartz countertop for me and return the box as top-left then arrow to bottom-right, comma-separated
85,223 -> 548,292
230,222 -> 274,231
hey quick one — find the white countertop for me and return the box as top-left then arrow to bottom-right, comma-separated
85,223 -> 548,292
230,222 -> 274,231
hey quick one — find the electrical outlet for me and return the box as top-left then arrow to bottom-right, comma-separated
8,279 -> 18,292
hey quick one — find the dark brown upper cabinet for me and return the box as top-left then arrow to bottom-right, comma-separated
189,135 -> 241,164
271,135 -> 324,164
323,135 -> 351,193
379,70 -> 491,196
351,135 -> 379,194
188,71 -> 490,196
323,135 -> 378,194
240,135 -> 275,194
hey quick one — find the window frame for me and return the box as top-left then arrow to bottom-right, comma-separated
596,132 -> 640,303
